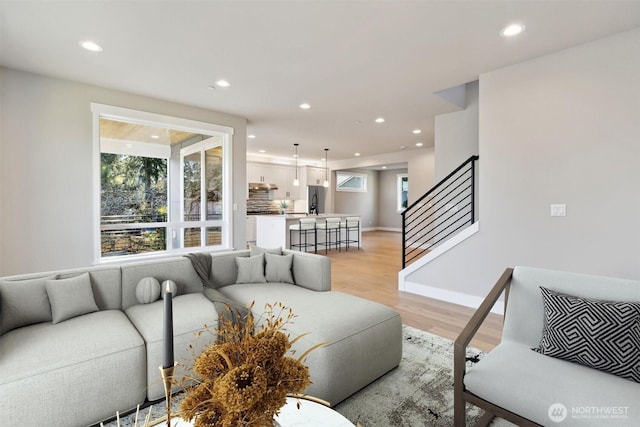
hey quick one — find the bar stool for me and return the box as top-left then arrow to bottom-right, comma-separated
289,218 -> 317,253
317,217 -> 341,254
340,217 -> 360,251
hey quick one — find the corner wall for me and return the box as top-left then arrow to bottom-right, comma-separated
407,27 -> 640,300
434,81 -> 479,181
333,168 -> 379,228
0,67 -> 247,275
377,168 -> 407,230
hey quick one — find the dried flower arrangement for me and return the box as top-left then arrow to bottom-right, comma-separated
180,302 -> 322,427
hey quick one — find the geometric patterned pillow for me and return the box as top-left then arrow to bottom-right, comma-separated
533,286 -> 640,383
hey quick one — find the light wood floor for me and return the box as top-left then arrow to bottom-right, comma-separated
324,230 -> 503,352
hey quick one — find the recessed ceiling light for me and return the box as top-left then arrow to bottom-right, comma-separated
355,120 -> 362,124
259,149 -> 266,153
216,80 -> 231,88
150,135 -> 160,139
375,117 -> 385,123
299,103 -> 311,110
400,146 -> 406,150
248,134 -> 256,139
413,129 -> 422,134
355,153 -> 361,156
79,40 -> 103,52
416,142 -> 424,147
501,23 -> 525,37
382,166 -> 387,169
207,85 -> 216,91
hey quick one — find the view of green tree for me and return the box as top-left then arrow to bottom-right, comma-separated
101,153 -> 167,222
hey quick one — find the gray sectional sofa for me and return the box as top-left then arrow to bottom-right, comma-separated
0,248 -> 402,427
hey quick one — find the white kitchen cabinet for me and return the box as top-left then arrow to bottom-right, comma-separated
246,216 -> 257,245
300,166 -> 327,187
247,162 -> 293,199
247,163 -> 272,184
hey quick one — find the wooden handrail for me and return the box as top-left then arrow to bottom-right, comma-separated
453,267 -> 513,427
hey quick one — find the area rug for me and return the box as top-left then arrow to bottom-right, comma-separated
100,325 -> 513,426
335,325 -> 513,426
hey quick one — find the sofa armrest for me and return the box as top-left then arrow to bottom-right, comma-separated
453,267 -> 512,426
282,249 -> 331,292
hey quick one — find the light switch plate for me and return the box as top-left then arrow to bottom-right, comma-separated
550,204 -> 566,217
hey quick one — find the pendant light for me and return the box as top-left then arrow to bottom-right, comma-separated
323,148 -> 329,188
293,143 -> 300,187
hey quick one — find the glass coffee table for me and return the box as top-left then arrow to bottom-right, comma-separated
166,396 -> 354,427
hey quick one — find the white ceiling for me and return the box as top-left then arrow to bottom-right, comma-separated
2,1 -> 640,164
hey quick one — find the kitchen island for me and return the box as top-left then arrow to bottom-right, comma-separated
256,213 -> 360,251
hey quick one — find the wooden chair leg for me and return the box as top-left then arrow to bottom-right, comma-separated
473,411 -> 495,427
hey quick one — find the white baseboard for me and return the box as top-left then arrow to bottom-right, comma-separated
362,227 -> 401,232
402,280 -> 504,315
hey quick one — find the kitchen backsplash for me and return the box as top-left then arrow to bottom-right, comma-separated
246,198 -> 293,214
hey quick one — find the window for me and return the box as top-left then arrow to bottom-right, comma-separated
397,174 -> 408,211
93,104 -> 233,262
336,171 -> 367,192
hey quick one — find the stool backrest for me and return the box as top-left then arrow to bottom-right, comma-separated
345,217 -> 360,227
299,218 -> 316,229
324,217 -> 341,228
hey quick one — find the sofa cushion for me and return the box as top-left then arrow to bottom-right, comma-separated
265,253 -> 294,284
121,257 -> 204,310
136,277 -> 161,304
534,286 -> 640,383
46,273 -> 99,324
219,283 -> 402,404
249,244 -> 282,256
0,275 -> 55,334
465,341 -> 640,426
0,310 -> 146,426
235,254 -> 266,284
125,293 -> 220,400
503,267 -> 640,348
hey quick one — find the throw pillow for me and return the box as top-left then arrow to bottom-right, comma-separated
265,252 -> 294,284
0,275 -> 55,334
249,244 -> 283,257
136,277 -> 161,304
235,254 -> 267,284
534,286 -> 640,383
161,279 -> 178,296
46,273 -> 99,324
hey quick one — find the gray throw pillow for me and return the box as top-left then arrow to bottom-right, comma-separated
534,286 -> 640,383
249,244 -> 283,257
136,277 -> 161,304
0,275 -> 55,334
46,273 -> 99,324
235,254 -> 267,284
265,252 -> 294,284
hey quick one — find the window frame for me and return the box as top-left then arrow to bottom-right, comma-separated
335,171 -> 368,192
92,103 -> 234,264
397,173 -> 408,212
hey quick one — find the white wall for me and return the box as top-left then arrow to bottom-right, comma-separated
330,147 -> 434,205
434,81 -> 479,181
406,148 -> 435,205
407,27 -> 640,299
0,68 -> 4,275
333,168 -> 378,228
0,68 -> 247,275
377,169 -> 407,230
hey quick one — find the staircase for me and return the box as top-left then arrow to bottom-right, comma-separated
401,155 -> 479,268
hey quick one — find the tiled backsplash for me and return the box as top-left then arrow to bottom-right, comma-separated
247,198 -> 293,214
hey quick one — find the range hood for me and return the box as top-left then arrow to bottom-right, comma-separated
249,183 -> 278,191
